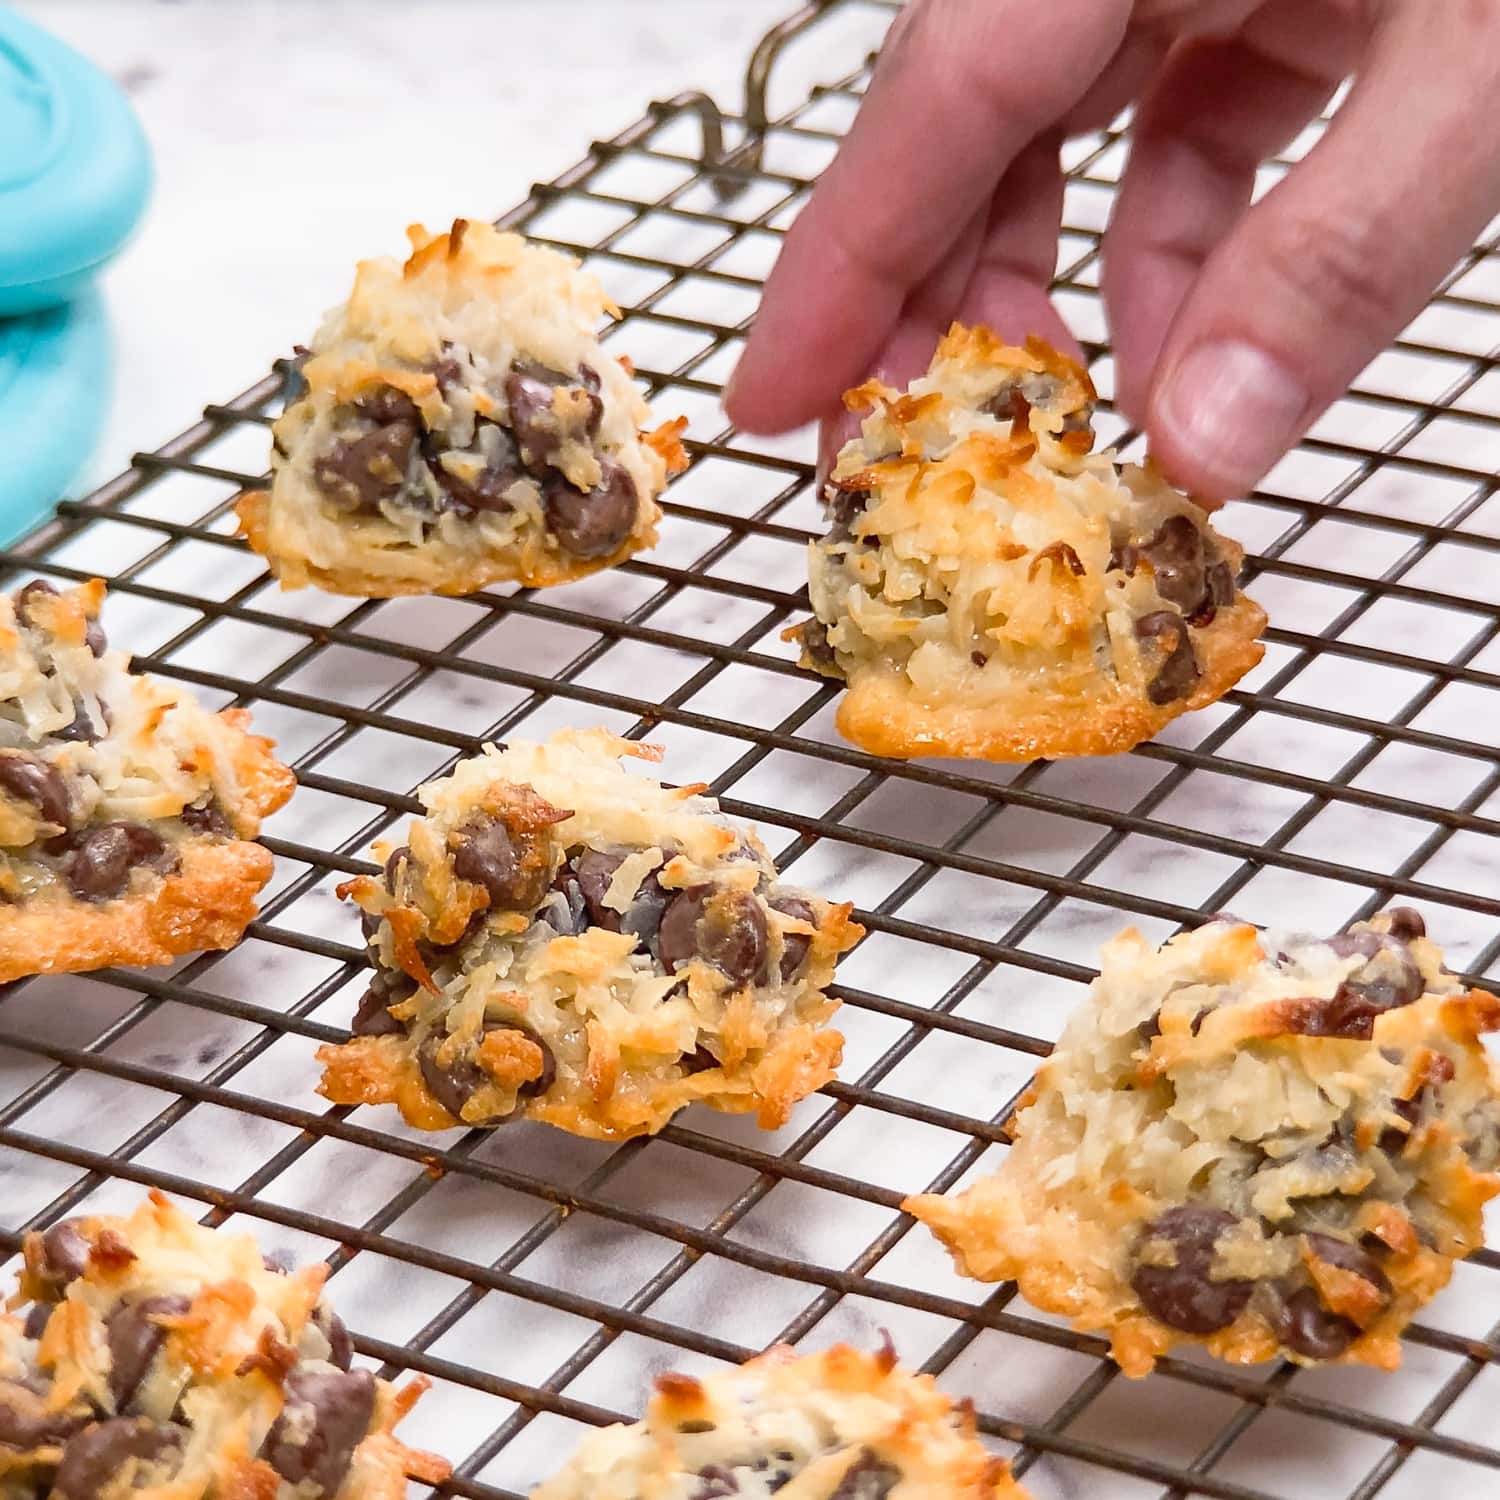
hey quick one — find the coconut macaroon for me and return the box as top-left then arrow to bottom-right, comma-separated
316,728 -> 862,1139
532,1341 -> 1028,1500
238,219 -> 688,597
787,326 -> 1266,762
0,578 -> 295,981
907,910 -> 1500,1377
0,1191 -> 449,1500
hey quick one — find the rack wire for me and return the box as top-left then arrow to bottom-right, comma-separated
3,1 -> 1500,1495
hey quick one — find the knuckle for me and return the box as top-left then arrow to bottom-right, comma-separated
1254,205 -> 1404,338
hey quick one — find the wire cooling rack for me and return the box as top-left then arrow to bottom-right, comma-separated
4,2 -> 1500,1496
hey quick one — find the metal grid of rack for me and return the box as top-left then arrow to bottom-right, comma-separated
4,2 -> 1500,1496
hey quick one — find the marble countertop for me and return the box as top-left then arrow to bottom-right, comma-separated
14,0 -> 790,490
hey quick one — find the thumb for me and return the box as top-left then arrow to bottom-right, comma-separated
1144,0 -> 1500,501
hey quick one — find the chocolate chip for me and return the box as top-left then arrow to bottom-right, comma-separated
432,353 -> 466,399
829,1450 -> 902,1500
0,753 -> 71,829
1304,1233 -> 1392,1298
314,420 -> 418,512
353,387 -> 421,427
572,848 -> 670,944
1282,946 -> 1426,1040
383,845 -> 412,895
681,1044 -> 720,1074
34,1219 -> 90,1296
768,896 -> 815,981
574,849 -> 627,932
0,1376 -> 87,1447
970,650 -> 987,667
1187,561 -> 1236,626
827,482 -> 871,533
107,1295 -> 190,1410
1378,1095 -> 1422,1154
51,697 -> 108,744
1326,930 -> 1383,961
504,361 -> 603,464
312,1303 -> 354,1372
1131,1206 -> 1252,1334
14,579 -> 59,623
428,420 -> 526,514
1383,907 -> 1426,942
64,824 -> 180,902
542,462 -> 638,559
658,888 -> 769,985
85,618 -> 108,657
417,1018 -> 556,1125
350,974 -> 411,1037
23,1302 -> 52,1339
1272,1287 -> 1360,1361
799,618 -> 839,671
1135,610 -> 1201,705
54,1418 -> 182,1500
179,799 -> 231,837
1135,516 -> 1209,613
452,816 -> 548,912
260,1368 -> 375,1499
692,1465 -> 741,1499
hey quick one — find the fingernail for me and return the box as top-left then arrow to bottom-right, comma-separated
1154,341 -> 1309,496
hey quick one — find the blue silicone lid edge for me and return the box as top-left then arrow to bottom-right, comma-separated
0,292 -> 111,543
0,3 -> 152,306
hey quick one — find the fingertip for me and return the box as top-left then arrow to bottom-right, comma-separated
1147,338 -> 1309,504
818,408 -> 862,484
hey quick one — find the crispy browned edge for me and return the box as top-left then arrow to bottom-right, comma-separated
830,594 -> 1267,763
316,1017 -> 849,1142
0,710 -> 296,981
234,487 -> 659,598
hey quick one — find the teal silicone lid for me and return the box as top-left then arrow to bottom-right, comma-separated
0,4 -> 152,315
0,293 -> 110,540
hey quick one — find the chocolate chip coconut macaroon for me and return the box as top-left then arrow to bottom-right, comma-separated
0,1191 -> 449,1500
0,578 -> 294,981
238,219 -> 688,597
907,910 -> 1500,1376
317,728 -> 861,1138
533,1341 -> 1029,1499
788,326 -> 1266,762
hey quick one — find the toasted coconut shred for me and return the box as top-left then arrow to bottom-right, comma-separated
532,1341 -> 1030,1499
790,325 -> 1266,762
907,909 -> 1500,1376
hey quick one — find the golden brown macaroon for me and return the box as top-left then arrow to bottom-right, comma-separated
531,1341 -> 1028,1499
1,1190 -> 449,1500
788,326 -> 1266,762
238,219 -> 687,597
0,578 -> 295,981
906,909 -> 1500,1377
316,729 -> 862,1140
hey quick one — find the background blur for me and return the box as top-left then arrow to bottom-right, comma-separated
16,0 -> 789,488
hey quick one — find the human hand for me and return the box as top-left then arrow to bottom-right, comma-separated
723,0 -> 1500,501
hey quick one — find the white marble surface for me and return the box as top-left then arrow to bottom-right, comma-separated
15,0 -> 789,489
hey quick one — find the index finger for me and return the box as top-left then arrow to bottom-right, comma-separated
724,0 -> 1131,434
